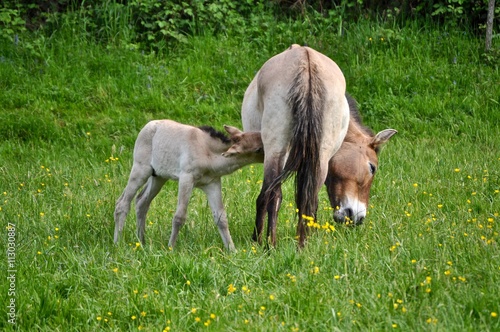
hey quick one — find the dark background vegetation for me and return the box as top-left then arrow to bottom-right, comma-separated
1,0 -> 498,48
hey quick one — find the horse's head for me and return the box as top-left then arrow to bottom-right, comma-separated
325,129 -> 396,225
222,125 -> 264,161
325,96 -> 396,225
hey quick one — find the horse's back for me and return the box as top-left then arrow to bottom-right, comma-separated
244,45 -> 349,157
136,120 -> 199,179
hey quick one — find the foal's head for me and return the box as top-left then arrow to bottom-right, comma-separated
222,125 -> 264,161
325,96 -> 396,225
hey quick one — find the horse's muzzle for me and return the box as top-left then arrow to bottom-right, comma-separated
333,208 -> 365,225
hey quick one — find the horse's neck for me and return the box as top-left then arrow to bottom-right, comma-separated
344,120 -> 371,144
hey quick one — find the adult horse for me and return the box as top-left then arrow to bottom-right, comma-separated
242,45 -> 396,248
242,44 -> 350,248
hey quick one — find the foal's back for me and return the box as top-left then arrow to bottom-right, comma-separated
138,120 -> 227,181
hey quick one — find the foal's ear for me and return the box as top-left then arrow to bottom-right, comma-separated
223,125 -> 243,137
371,129 -> 397,152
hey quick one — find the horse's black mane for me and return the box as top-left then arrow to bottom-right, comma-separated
346,93 -> 375,137
198,125 -> 231,144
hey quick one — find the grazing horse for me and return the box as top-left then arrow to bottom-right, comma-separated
325,95 -> 397,225
241,44 -> 350,248
242,45 -> 397,247
114,120 -> 264,251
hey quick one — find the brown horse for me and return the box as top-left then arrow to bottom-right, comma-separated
242,44 -> 350,248
325,95 -> 396,225
242,45 -> 396,247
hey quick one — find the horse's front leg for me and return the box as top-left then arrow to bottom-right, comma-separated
168,176 -> 194,249
201,180 -> 235,251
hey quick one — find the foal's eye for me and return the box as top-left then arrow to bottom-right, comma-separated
369,163 -> 376,175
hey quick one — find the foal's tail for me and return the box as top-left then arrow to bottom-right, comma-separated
272,50 -> 326,238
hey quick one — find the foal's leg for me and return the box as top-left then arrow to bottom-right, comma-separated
114,164 -> 152,243
201,180 -> 235,251
135,176 -> 167,244
168,175 -> 194,249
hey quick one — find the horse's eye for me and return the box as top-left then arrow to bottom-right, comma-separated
369,163 -> 376,175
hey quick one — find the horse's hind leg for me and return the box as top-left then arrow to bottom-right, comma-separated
168,176 -> 194,249
253,157 -> 284,247
201,180 -> 235,251
114,164 -> 152,243
135,176 -> 167,244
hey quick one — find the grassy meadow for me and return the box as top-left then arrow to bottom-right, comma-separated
1,17 -> 499,331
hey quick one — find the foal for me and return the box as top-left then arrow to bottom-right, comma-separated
114,120 -> 263,251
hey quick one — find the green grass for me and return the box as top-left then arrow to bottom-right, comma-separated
0,19 -> 499,331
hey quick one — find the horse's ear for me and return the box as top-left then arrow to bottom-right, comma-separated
371,129 -> 397,152
223,125 -> 243,137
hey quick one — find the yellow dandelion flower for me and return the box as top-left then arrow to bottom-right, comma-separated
269,294 -> 275,301
210,313 -> 216,319
112,267 -> 118,273
141,311 -> 146,317
97,316 -> 102,321
195,317 -> 201,322
131,315 -> 137,320
491,312 -> 498,318
191,308 -> 197,314
227,283 -> 237,294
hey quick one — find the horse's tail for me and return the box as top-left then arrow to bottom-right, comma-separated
272,50 -> 326,224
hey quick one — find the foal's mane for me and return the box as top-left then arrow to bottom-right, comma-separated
346,94 -> 374,137
198,125 -> 231,144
